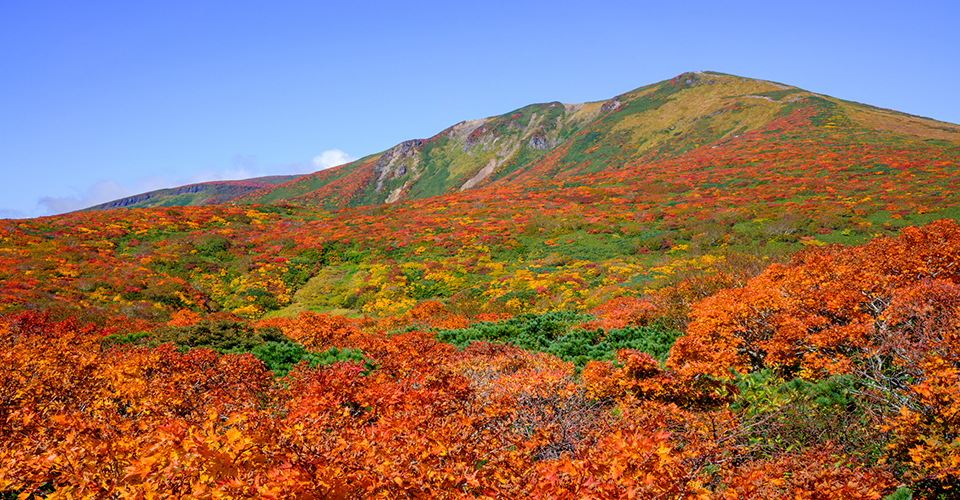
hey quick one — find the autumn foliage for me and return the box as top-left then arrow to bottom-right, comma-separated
9,215 -> 960,497
2,87 -> 960,497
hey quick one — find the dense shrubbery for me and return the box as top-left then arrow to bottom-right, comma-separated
9,220 -> 960,498
247,341 -> 364,377
435,310 -> 681,366
103,320 -> 283,351
102,319 -> 365,377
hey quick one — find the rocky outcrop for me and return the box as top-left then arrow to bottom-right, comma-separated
96,192 -> 156,209
172,184 -> 209,195
374,139 -> 422,192
375,140 -> 422,174
528,133 -> 548,150
87,184 -> 210,210
465,124 -> 491,147
601,96 -> 621,113
459,158 -> 499,192
83,180 -> 289,211
440,119 -> 485,140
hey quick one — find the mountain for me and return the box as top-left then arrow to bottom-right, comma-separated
87,71 -> 960,212
241,70 -> 958,210
60,69 -> 960,324
32,70 -> 960,324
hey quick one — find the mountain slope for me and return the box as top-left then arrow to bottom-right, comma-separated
233,71 -> 960,210
84,72 -> 960,213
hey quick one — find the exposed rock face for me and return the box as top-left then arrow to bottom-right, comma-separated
601,96 -> 621,113
440,119 -> 485,140
85,181 -> 283,211
528,134 -> 548,150
465,124 -> 491,147
89,184 -> 210,209
386,181 -> 409,203
375,139 -> 422,192
375,140 -> 422,174
459,158 -> 499,192
98,192 -> 156,209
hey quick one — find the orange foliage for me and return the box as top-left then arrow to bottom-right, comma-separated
9,219 -> 960,497
583,349 -> 734,410
261,311 -> 361,350
670,219 -> 960,487
671,220 -> 960,379
374,300 -> 471,331
0,311 -> 276,497
528,425 -> 710,499
715,447 -> 895,499
166,308 -> 201,327
580,296 -> 658,330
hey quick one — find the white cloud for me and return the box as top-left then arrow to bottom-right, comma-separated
312,149 -> 356,171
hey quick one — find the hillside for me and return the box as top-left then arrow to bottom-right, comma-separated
4,72 -> 960,498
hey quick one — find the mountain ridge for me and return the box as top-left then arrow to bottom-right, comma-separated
84,71 -> 960,212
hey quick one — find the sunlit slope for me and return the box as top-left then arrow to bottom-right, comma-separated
238,71 -> 959,210
85,71 -> 960,213
493,72 -> 960,186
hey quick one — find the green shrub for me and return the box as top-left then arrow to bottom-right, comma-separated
731,370 -> 885,461
140,321 -> 282,352
435,312 -> 680,367
882,487 -> 913,500
101,320 -> 368,377
247,342 -> 364,377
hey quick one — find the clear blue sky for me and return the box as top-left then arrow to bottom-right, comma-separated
2,0 -> 957,218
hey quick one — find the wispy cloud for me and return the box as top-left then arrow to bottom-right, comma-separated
312,149 -> 357,171
32,149 -> 356,216
0,208 -> 28,220
38,179 -> 144,215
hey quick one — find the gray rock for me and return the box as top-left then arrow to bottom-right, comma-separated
601,97 -> 621,113
528,134 -> 548,150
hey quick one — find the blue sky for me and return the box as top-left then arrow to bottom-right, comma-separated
2,0 -> 957,218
